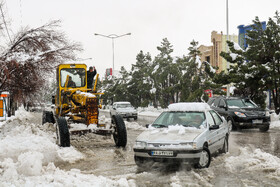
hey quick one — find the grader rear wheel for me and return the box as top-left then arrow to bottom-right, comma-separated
56,117 -> 70,147
112,115 -> 127,148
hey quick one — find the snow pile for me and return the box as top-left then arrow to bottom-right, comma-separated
125,121 -> 146,131
225,147 -> 280,175
168,102 -> 211,112
270,113 -> 280,129
1,162 -> 134,186
0,124 -> 84,165
0,108 -> 134,186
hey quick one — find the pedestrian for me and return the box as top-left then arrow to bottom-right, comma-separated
87,66 -> 97,89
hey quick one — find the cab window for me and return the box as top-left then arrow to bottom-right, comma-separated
60,68 -> 86,88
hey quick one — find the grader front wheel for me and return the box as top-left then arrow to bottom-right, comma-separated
56,117 -> 70,147
112,115 -> 127,148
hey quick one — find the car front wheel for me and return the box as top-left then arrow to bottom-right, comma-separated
259,125 -> 269,132
196,147 -> 211,168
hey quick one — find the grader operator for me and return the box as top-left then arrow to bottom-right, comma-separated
42,64 -> 127,148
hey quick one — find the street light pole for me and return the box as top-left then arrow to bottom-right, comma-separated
226,0 -> 230,97
94,33 -> 131,74
112,38 -> 115,71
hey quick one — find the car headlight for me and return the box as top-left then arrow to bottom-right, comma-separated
234,112 -> 246,117
134,141 -> 147,148
180,142 -> 197,149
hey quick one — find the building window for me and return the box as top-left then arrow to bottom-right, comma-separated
206,56 -> 210,63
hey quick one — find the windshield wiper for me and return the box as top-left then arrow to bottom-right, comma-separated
152,124 -> 167,128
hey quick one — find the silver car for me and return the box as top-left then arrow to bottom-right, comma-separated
133,102 -> 230,168
110,102 -> 138,120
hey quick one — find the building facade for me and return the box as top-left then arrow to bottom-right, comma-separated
238,21 -> 266,50
199,31 -> 238,73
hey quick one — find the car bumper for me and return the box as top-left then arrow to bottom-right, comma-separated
233,116 -> 270,128
133,148 -> 202,163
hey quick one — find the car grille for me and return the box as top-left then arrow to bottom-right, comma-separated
245,112 -> 265,117
148,143 -> 176,147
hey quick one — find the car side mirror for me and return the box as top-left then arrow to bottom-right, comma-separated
113,107 -> 116,110
209,125 -> 219,130
220,105 -> 227,110
145,124 -> 150,128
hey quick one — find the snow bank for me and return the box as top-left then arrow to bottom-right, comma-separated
0,109 -> 133,186
168,102 -> 211,112
270,113 -> 280,129
1,161 -> 134,186
125,121 -> 146,131
225,147 -> 280,175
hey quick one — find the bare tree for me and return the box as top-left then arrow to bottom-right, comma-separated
0,19 -> 82,106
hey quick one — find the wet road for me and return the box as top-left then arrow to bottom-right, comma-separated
43,111 -> 280,186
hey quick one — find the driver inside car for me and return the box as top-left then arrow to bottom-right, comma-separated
192,115 -> 204,127
66,76 -> 76,87
172,114 -> 183,125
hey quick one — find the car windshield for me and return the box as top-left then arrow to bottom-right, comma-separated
152,111 -> 206,129
117,104 -> 132,108
61,68 -> 86,88
226,99 -> 257,108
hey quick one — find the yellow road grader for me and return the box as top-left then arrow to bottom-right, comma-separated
42,64 -> 127,147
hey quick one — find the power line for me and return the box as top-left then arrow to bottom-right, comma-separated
0,2 -> 11,43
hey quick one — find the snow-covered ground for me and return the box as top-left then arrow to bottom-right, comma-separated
1,107 -> 280,186
0,107 -> 134,186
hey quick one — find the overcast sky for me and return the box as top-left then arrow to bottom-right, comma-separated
4,0 -> 280,77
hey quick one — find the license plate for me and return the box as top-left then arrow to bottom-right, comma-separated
151,151 -> 173,156
252,119 -> 263,124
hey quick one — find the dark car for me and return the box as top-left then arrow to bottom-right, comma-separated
207,96 -> 270,132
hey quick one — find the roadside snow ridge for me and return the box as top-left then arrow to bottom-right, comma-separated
168,102 -> 211,112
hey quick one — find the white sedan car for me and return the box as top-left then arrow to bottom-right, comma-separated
133,102 -> 230,168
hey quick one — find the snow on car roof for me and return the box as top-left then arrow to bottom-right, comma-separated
168,102 -> 211,112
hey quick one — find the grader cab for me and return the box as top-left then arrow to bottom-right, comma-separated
42,64 -> 127,147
